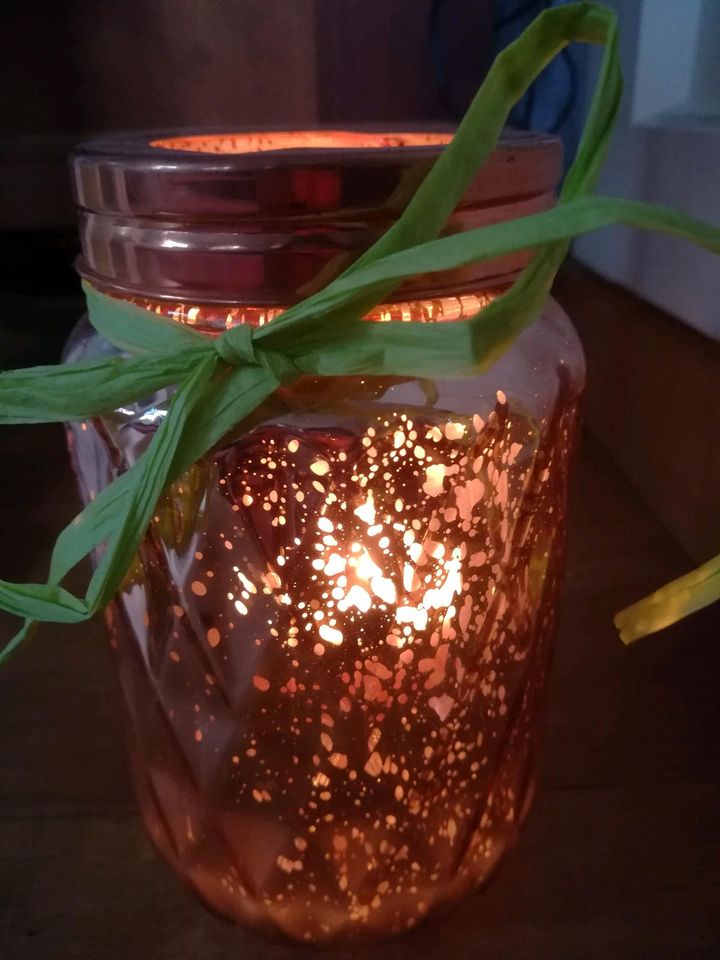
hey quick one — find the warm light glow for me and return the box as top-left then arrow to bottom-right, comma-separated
150,130 -> 454,154
122,290 -> 498,335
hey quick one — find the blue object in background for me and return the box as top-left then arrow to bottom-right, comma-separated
496,0 -> 586,164
430,0 -> 588,166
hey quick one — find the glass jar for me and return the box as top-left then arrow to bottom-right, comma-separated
65,130 -> 584,943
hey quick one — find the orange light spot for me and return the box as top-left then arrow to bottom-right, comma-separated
310,459 -> 330,476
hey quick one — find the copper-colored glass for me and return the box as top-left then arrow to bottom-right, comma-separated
66,130 -> 584,943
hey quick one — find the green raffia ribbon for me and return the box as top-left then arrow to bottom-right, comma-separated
1,2 -> 719,660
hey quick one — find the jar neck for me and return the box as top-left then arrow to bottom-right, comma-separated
101,284 -> 505,335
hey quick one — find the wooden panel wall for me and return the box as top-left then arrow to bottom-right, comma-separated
71,0 -> 319,130
315,0 -> 493,122
555,262 -> 720,566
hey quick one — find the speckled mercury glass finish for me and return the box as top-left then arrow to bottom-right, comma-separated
66,131 -> 585,943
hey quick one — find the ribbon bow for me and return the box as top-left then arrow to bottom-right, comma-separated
215,324 -> 259,367
1,2 -> 719,662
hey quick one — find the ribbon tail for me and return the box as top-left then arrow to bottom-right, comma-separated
0,349 -> 207,425
615,553 -> 720,644
0,619 -> 37,666
0,354 -> 219,654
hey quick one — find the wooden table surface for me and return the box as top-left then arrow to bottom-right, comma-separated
1,419 -> 718,960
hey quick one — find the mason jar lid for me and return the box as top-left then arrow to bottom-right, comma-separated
70,128 -> 562,305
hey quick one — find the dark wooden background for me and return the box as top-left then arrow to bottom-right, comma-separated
1,0 -> 492,231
